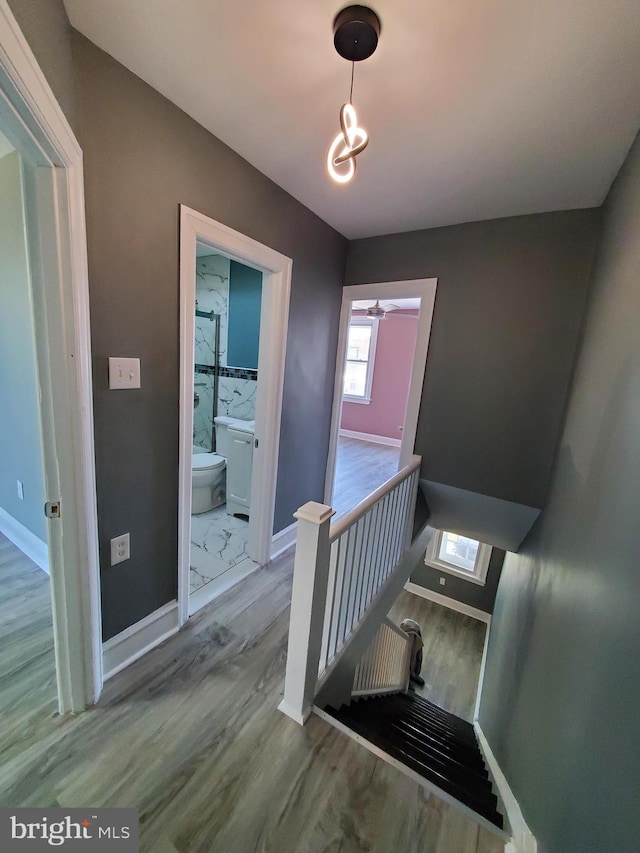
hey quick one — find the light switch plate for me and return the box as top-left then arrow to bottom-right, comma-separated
17,480 -> 24,500
109,357 -> 141,389
439,577 -> 446,586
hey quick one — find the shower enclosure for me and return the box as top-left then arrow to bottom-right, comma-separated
193,305 -> 220,452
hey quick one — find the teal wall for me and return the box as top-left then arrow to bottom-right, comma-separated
479,130 -> 640,853
228,260 -> 262,370
0,151 -> 47,542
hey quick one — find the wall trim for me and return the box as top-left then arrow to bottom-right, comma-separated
270,521 -> 297,560
339,428 -> 402,448
178,205 -> 292,627
0,0 -> 102,712
474,723 -> 538,853
102,601 -> 180,681
0,506 -> 49,573
404,581 -> 492,624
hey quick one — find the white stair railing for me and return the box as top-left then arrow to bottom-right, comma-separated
278,455 -> 421,725
352,618 -> 412,698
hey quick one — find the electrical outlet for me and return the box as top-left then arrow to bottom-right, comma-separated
110,533 -> 130,566
439,577 -> 446,586
17,480 -> 24,500
108,357 -> 141,389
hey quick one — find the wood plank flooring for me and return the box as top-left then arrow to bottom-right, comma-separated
388,589 -> 487,722
0,534 -> 502,853
332,436 -> 401,519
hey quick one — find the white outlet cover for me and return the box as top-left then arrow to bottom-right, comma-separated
110,532 -> 130,566
439,577 -> 446,585
109,357 -> 141,389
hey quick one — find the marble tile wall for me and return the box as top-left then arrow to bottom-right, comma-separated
195,254 -> 229,367
193,371 -> 215,451
193,254 -> 258,449
218,375 -> 258,420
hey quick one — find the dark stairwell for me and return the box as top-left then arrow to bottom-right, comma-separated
325,691 -> 503,831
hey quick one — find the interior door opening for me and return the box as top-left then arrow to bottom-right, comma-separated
325,280 -> 437,519
178,206 -> 292,623
189,248 -> 263,613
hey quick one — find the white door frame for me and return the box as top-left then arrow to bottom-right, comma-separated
324,279 -> 438,505
0,2 -> 102,710
178,205 -> 292,625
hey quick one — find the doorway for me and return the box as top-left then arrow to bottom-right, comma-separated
178,206 -> 292,623
189,249 -> 263,612
325,279 -> 437,516
0,3 -> 101,712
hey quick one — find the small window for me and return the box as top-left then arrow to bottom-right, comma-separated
343,317 -> 378,404
425,530 -> 492,585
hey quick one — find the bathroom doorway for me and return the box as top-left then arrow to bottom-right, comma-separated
178,206 -> 292,622
189,250 -> 263,612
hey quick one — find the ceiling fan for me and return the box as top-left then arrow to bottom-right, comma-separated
360,300 -> 417,318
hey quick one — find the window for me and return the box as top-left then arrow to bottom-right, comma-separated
425,530 -> 492,585
343,317 -> 378,403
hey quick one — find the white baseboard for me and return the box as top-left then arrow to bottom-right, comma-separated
102,600 -> 180,680
404,581 -> 491,624
270,521 -> 297,560
0,506 -> 49,574
474,722 -> 537,853
339,428 -> 402,448
474,619 -> 492,723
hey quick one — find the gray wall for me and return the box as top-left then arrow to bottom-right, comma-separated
346,210 -> 601,509
410,548 -> 504,614
70,34 -> 348,640
478,130 -> 640,853
0,151 -> 47,542
6,0 -> 76,128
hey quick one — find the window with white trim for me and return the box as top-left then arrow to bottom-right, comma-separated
425,530 -> 492,585
343,317 -> 379,403
343,316 -> 378,404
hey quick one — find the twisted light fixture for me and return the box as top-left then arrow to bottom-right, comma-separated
327,5 -> 381,184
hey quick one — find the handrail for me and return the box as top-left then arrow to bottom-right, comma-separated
279,455 -> 422,725
329,455 -> 421,542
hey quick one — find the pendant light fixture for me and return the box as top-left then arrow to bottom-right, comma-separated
327,5 -> 381,184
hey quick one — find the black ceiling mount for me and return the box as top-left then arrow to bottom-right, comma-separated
333,5 -> 381,62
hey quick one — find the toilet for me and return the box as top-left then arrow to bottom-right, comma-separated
191,446 -> 226,514
191,417 -> 256,515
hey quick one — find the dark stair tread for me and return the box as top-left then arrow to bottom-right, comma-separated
338,702 -> 488,775
326,692 -> 503,830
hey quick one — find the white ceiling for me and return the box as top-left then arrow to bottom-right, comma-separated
64,0 -> 640,239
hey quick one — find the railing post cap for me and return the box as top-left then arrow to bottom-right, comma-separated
294,501 -> 335,525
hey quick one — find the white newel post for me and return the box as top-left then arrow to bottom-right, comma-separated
278,501 -> 335,724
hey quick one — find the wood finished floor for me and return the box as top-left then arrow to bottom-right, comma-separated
0,535 -> 502,853
332,436 -> 401,519
388,590 -> 487,722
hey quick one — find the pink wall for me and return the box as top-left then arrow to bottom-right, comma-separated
341,311 -> 418,439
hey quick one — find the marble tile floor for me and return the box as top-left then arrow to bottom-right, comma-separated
190,505 -> 260,609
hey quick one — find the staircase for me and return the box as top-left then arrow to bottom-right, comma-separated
325,691 -> 504,832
